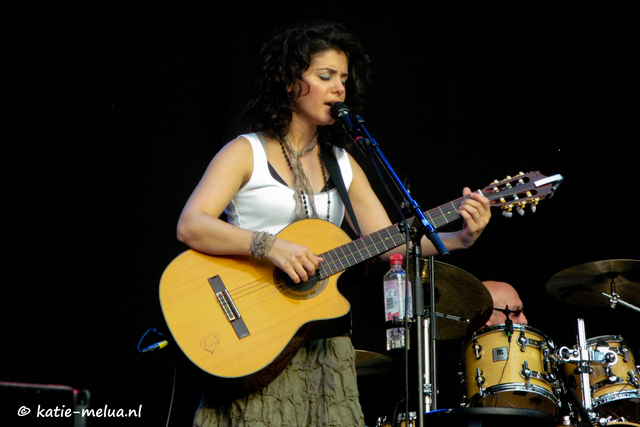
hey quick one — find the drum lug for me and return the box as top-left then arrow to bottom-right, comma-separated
604,366 -> 618,383
629,367 -> 639,387
472,338 -> 482,359
520,360 -> 532,382
544,371 -> 557,383
475,368 -> 485,395
553,380 -> 564,407
517,331 -> 528,352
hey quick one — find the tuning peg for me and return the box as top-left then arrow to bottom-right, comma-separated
531,198 -> 540,213
502,206 -> 514,218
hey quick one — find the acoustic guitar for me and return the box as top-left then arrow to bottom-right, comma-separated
159,171 -> 562,395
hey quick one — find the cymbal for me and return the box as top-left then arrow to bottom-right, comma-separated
418,260 -> 493,339
354,350 -> 396,376
546,259 -> 640,307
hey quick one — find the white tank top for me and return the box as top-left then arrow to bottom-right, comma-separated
224,133 -> 352,234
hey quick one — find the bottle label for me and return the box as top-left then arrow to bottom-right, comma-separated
383,278 -> 412,321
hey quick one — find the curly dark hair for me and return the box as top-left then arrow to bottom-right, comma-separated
242,22 -> 371,148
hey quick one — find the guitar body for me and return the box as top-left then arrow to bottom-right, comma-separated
159,219 -> 353,395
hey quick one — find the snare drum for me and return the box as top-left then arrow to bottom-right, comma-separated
463,324 -> 559,416
563,335 -> 639,421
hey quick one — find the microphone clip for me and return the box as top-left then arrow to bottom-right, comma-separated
494,306 -> 514,342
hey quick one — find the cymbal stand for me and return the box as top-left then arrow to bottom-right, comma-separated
420,255 -> 437,415
576,318 -> 594,416
602,273 -> 640,313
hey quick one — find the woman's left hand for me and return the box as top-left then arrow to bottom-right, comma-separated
456,187 -> 491,248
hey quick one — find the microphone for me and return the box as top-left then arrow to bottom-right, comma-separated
330,102 -> 370,144
331,102 -> 353,123
330,102 -> 357,133
503,306 -> 513,342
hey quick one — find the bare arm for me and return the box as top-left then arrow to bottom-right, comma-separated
177,137 -> 322,283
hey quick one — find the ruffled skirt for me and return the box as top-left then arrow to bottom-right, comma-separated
193,336 -> 364,427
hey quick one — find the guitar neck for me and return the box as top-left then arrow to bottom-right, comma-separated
317,170 -> 564,279
318,195 -> 468,278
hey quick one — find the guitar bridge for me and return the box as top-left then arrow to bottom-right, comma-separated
208,275 -> 250,339
216,289 -> 240,321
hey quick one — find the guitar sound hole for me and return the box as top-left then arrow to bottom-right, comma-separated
274,269 -> 327,300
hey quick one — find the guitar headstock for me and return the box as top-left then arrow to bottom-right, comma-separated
482,171 -> 564,217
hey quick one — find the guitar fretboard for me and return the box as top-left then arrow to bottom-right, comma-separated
318,195 -> 471,278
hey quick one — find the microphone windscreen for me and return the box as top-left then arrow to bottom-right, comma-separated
330,102 -> 349,120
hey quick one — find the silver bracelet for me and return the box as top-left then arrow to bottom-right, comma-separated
249,231 -> 277,259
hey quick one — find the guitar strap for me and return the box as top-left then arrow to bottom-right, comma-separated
321,143 -> 362,237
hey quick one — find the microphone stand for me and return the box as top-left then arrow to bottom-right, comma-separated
341,111 -> 449,427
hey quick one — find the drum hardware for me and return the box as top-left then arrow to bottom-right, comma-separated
521,360 -> 533,382
558,321 -> 640,425
517,329 -> 549,352
564,373 -> 596,427
474,368 -> 486,396
471,337 -> 482,359
376,411 -> 417,427
578,318 -> 596,413
425,309 -> 471,325
629,368 -> 639,388
558,347 -> 619,367
601,270 -> 640,313
602,292 -> 640,313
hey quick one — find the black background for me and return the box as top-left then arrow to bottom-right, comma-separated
6,3 -> 636,426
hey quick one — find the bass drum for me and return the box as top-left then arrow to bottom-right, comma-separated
463,324 -> 560,417
563,335 -> 639,423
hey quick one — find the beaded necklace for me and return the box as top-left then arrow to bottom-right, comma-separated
279,136 -> 331,222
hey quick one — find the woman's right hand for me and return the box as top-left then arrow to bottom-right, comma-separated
266,239 -> 323,283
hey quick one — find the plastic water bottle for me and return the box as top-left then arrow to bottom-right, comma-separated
383,254 -> 412,350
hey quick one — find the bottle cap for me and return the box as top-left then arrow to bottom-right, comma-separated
390,254 -> 403,263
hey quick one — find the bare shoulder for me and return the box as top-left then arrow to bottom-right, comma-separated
217,136 -> 254,160
184,136 -> 254,198
346,151 -> 369,183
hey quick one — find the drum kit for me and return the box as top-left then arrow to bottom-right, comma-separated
350,259 -> 639,427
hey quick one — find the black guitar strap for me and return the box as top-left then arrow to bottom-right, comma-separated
321,143 -> 362,237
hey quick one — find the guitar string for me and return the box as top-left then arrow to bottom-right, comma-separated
224,186 -> 544,302
219,197 -> 471,305
225,227 -> 408,306
219,202 -> 463,304
225,183 -> 545,301
218,186 -> 536,319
